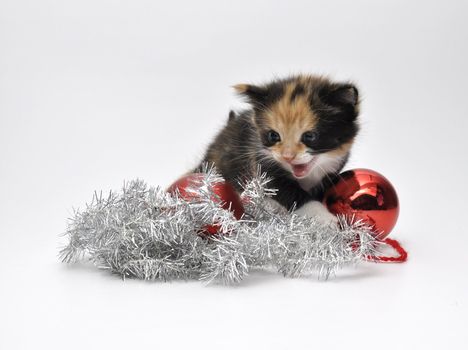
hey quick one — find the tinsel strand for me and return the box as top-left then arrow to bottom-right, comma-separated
60,168 -> 380,284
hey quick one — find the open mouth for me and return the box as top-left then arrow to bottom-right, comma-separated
291,159 -> 315,178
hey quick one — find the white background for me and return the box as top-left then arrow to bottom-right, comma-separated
1,0 -> 467,349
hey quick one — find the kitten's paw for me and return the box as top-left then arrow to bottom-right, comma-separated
264,198 -> 288,215
295,201 -> 339,227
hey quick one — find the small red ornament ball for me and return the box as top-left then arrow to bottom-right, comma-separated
323,169 -> 400,240
167,173 -> 244,234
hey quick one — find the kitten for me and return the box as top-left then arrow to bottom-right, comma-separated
195,75 -> 360,225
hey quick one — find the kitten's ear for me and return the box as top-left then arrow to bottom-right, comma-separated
233,84 -> 268,106
319,83 -> 359,107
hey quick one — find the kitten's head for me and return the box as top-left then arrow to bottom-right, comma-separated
234,75 -> 360,179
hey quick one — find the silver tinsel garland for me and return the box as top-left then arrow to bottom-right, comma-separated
60,168 -> 380,284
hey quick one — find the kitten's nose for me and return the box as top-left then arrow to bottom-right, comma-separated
282,153 -> 295,163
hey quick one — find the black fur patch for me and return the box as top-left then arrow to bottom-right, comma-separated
290,83 -> 305,102
228,110 -> 236,122
237,80 -> 286,110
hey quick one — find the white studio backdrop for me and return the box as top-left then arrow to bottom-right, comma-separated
1,1 -> 467,349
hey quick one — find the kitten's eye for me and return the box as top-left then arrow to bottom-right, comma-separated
301,131 -> 318,144
267,130 -> 281,144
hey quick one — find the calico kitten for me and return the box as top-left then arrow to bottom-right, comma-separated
196,75 -> 360,224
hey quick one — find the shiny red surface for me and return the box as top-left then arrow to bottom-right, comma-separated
323,168 -> 400,239
167,173 -> 245,234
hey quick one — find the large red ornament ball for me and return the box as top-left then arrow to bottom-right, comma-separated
167,173 -> 244,234
323,169 -> 400,240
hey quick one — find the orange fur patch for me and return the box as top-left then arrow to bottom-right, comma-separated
232,84 -> 249,94
265,82 -> 318,159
